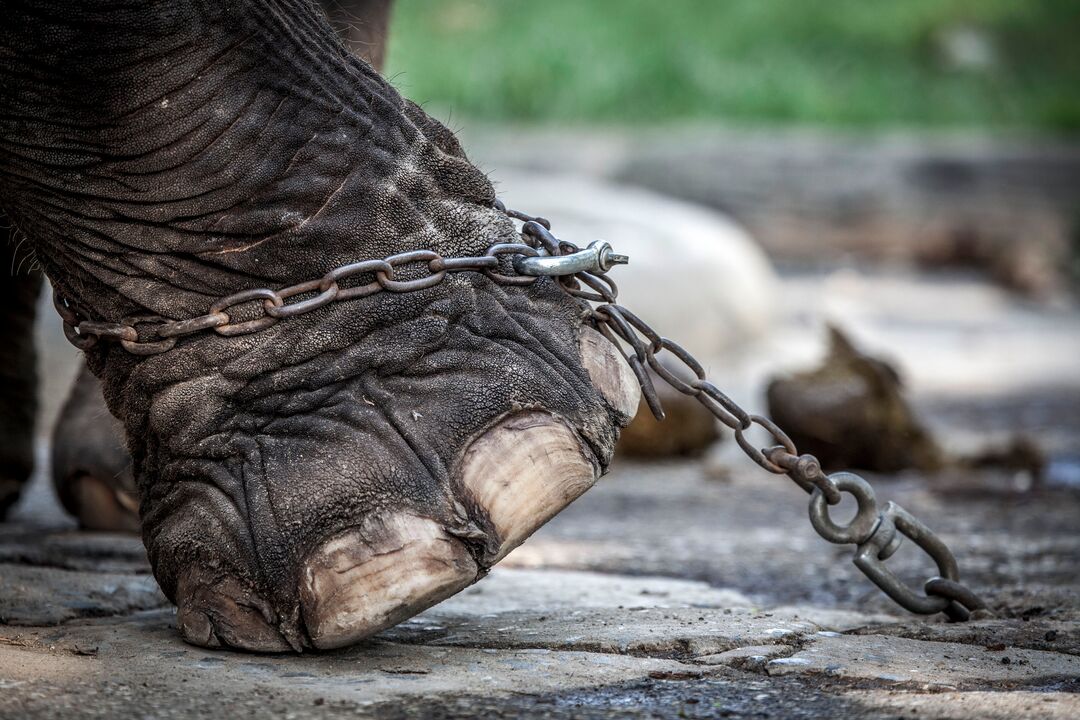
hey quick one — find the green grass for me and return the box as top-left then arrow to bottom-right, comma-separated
384,0 -> 1080,130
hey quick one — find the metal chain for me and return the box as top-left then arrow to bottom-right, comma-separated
53,201 -> 988,621
53,243 -> 538,355
518,217 -> 989,623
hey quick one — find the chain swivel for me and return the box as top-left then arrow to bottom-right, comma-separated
513,240 -> 629,277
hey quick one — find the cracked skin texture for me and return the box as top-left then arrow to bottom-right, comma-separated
0,0 -> 631,650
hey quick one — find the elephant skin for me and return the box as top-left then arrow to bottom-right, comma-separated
0,0 -> 637,651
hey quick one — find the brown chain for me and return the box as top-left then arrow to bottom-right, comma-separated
53,242 -> 538,355
53,202 -> 988,621
518,217 -> 989,623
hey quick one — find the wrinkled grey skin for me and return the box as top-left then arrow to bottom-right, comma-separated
30,0 -> 395,530
0,0 -> 624,650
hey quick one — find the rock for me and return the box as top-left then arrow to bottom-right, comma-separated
430,568 -> 754,615
849,689 -> 1080,720
382,570 -> 889,658
618,369 -> 720,458
494,172 -> 775,458
388,606 -> 816,657
768,606 -> 901,632
853,618 -> 1080,656
0,612 -> 702,715
495,172 -> 778,360
766,326 -> 943,472
0,528 -> 149,573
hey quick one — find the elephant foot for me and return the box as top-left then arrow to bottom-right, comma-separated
156,326 -> 637,652
52,363 -> 140,532
4,0 -> 638,652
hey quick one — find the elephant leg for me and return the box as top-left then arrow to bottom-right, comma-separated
317,0 -> 394,71
0,219 -> 40,518
52,362 -> 139,532
0,0 -> 638,653
41,0 -> 396,534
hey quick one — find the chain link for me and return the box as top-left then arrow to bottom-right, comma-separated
53,202 -> 988,621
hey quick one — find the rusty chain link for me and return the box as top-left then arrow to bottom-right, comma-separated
53,201 -> 988,621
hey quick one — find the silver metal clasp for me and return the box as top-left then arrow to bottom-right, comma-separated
512,240 -> 629,277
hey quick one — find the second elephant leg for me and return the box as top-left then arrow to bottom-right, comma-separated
52,362 -> 138,532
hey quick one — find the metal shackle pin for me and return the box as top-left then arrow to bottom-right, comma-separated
512,240 -> 629,277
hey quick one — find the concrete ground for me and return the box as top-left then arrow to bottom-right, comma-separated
2,253 -> 1078,718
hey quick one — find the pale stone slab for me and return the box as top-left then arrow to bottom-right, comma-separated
766,634 -> 1080,685
431,567 -> 754,614
849,689 -> 1080,720
695,644 -> 795,670
392,602 -> 881,658
0,611 -> 704,716
854,618 -> 1080,656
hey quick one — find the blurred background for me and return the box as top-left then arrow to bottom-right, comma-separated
368,0 -> 1080,613
377,0 -> 1080,471
389,0 -> 1079,131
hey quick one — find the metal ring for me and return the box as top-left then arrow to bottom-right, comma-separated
595,306 -> 649,362
735,415 -> 797,473
158,313 -> 229,338
522,221 -> 561,254
327,259 -> 394,282
808,472 -> 880,545
117,315 -> 179,353
77,321 -> 138,343
484,243 -> 539,286
374,250 -> 447,292
613,306 -> 662,354
266,278 -> 339,318
210,288 -> 282,336
121,337 -> 178,355
647,338 -> 705,396
438,255 -> 499,272
327,259 -> 394,300
52,292 -> 79,325
561,271 -> 618,303
209,287 -> 283,315
63,322 -> 99,350
693,381 -> 752,430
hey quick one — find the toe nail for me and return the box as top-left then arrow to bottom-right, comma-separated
579,326 -> 640,420
300,514 -> 478,649
69,474 -> 141,532
457,411 -> 598,563
175,571 -> 292,652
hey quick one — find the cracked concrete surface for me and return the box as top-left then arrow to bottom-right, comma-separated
2,217 -> 1079,717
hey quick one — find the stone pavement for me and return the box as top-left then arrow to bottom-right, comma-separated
1,475 -> 1078,719
3,262 -> 1079,718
